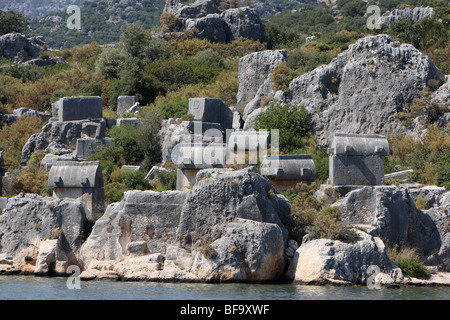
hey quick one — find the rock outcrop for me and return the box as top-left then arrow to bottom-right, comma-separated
380,7 -> 435,27
334,186 -> 450,271
283,34 -> 445,145
0,33 -> 46,62
234,49 -> 288,130
0,107 -> 51,127
285,230 -> 404,286
80,167 -> 290,282
20,117 -> 107,165
163,0 -> 268,44
0,193 -> 88,275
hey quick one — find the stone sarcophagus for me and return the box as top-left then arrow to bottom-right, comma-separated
327,133 -> 391,186
260,154 -> 317,191
188,98 -> 233,131
52,96 -> 103,122
172,143 -> 228,191
48,161 -> 105,221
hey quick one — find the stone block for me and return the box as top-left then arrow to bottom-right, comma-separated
188,98 -> 233,130
227,130 -> 271,151
81,120 -> 106,139
260,154 -> 317,185
327,133 -> 390,186
172,143 -> 228,170
75,138 -> 111,161
55,96 -> 103,121
117,96 -> 139,116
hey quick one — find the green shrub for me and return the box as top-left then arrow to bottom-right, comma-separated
255,102 -> 311,153
435,150 -> 450,190
398,257 -> 431,279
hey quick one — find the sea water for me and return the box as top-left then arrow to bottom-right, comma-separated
0,276 -> 448,300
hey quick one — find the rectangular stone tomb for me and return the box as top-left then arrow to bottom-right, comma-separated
76,138 -> 111,161
53,96 -> 103,122
227,131 -> 271,151
172,143 -> 228,170
117,96 -> 139,116
48,161 -> 104,221
327,133 -> 391,186
188,98 -> 233,130
260,154 -> 317,191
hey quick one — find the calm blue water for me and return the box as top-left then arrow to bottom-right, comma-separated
0,276 -> 449,300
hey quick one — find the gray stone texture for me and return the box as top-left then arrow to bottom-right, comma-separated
284,34 -> 445,145
163,0 -> 268,44
0,33 -> 45,62
260,154 -> 317,182
285,230 -> 404,285
75,138 -> 112,161
328,133 -> 390,186
236,49 -> 288,109
54,96 -> 103,122
380,7 -> 435,27
0,193 -> 88,275
334,186 -> 450,271
79,168 -> 290,282
188,98 -> 233,130
20,118 -> 107,165
48,161 -> 103,189
117,96 -> 139,116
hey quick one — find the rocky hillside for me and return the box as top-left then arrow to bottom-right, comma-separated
0,0 -> 92,18
240,34 -> 448,145
28,0 -> 165,49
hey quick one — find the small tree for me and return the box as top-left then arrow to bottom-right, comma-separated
0,10 -> 28,36
254,102 -> 311,153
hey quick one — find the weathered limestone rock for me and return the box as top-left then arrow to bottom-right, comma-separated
21,118 -> 107,165
79,190 -> 187,269
117,96 -> 139,116
327,133 -> 391,186
286,35 -> 445,145
285,230 -> 404,285
334,186 -> 450,271
79,168 -> 290,282
0,33 -> 45,62
380,7 -> 435,27
163,0 -> 268,44
52,96 -> 103,122
220,7 -> 268,43
188,98 -> 233,130
0,193 -> 88,275
236,49 -> 288,109
260,154 -> 317,191
48,161 -> 105,221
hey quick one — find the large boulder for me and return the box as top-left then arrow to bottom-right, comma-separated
281,34 -> 445,145
80,168 -> 290,282
0,33 -> 45,62
285,230 -> 404,285
235,49 -> 288,123
0,193 -> 88,275
20,118 -> 107,165
220,7 -> 268,44
162,0 -> 268,44
334,186 -> 450,271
